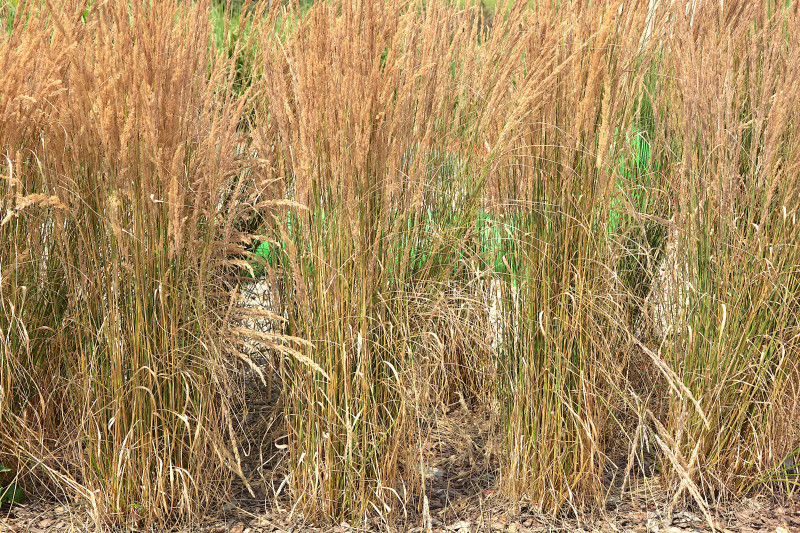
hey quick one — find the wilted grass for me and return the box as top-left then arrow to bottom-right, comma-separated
645,2 -> 800,511
481,1 -> 662,512
248,1 -> 494,519
0,0 -> 289,527
1,0 -> 799,530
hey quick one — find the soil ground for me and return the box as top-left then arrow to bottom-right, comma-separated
2,489 -> 799,533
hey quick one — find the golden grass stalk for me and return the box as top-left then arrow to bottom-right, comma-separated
646,0 -> 800,502
0,0 -> 285,527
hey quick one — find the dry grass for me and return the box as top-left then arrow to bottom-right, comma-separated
648,0 -> 800,509
0,0 -> 288,527
1,0 -> 799,530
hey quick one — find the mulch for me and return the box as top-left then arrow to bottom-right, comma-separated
2,493 -> 799,533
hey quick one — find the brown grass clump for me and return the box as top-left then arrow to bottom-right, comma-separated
0,0 -> 287,527
645,1 -> 800,510
249,0 -> 495,520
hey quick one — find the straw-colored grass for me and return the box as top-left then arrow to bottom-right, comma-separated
0,0 -> 290,527
1,0 -> 798,530
647,2 -> 800,510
